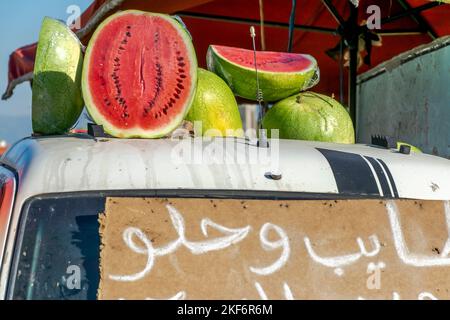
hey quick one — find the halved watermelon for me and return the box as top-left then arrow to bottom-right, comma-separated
32,17 -> 84,135
82,10 -> 197,138
207,45 -> 319,102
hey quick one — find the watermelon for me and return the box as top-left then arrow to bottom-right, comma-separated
207,45 -> 319,102
186,68 -> 243,137
32,17 -> 84,135
82,11 -> 197,138
262,92 -> 355,144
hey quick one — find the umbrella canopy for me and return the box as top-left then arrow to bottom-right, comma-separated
3,0 -> 450,110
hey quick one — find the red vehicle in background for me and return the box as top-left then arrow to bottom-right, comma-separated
0,141 -> 7,156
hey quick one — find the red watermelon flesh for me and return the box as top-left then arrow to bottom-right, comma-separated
212,45 -> 314,72
82,11 -> 197,138
207,45 -> 319,102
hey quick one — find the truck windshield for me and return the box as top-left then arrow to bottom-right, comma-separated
11,192 -> 422,300
10,192 -> 310,300
10,196 -> 103,300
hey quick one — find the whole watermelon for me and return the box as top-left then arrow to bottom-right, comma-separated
186,68 -> 243,137
262,92 -> 355,144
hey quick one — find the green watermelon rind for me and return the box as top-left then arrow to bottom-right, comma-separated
82,10 -> 198,139
262,92 -> 355,144
32,17 -> 84,135
185,68 -> 243,137
207,46 -> 319,102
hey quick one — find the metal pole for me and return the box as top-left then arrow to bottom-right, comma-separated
380,1 -> 441,26
321,0 -> 346,27
339,37 -> 344,104
259,0 -> 266,50
395,0 -> 438,40
287,0 -> 297,52
176,12 -> 338,35
348,4 -> 358,133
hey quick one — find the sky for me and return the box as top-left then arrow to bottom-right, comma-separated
0,0 -> 92,144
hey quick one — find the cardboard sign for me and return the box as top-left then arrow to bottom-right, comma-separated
98,198 -> 450,300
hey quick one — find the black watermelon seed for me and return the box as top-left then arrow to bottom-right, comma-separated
174,93 -> 180,99
126,32 -> 131,37
175,88 -> 181,95
178,69 -> 184,73
178,62 -> 185,67
170,98 -> 176,104
163,109 -> 167,115
177,84 -> 184,90
177,56 -> 184,61
180,74 -> 187,79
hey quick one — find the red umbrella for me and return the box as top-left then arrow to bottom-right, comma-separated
3,0 -> 450,121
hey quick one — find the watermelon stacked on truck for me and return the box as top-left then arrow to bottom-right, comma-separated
32,17 -> 84,135
30,9 -> 357,144
207,45 -> 319,102
82,11 -> 198,138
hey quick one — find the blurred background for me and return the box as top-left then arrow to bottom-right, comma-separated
0,0 -> 91,146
